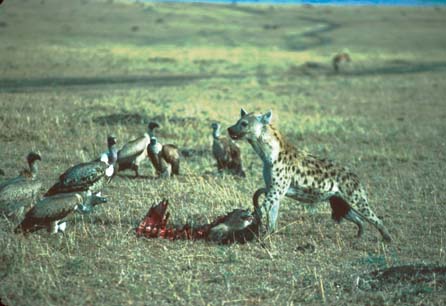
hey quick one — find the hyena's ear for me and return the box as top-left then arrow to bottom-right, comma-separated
241,108 -> 248,117
259,110 -> 272,125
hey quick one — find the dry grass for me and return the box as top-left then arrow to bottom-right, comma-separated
1,0 -> 446,305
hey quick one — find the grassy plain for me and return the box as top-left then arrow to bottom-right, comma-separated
1,0 -> 446,305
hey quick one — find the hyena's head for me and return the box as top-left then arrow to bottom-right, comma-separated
227,108 -> 272,141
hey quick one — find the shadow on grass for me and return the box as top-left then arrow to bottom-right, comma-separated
180,148 -> 209,158
227,5 -> 340,52
92,113 -> 211,127
116,173 -> 156,180
288,60 -> 446,77
347,61 -> 446,76
93,113 -> 151,126
358,265 -> 446,291
285,17 -> 340,51
0,73 -> 247,93
83,215 -> 137,227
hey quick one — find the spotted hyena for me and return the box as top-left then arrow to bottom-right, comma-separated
332,52 -> 351,73
228,108 -> 391,242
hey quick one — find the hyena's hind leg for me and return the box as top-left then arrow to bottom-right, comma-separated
329,195 -> 391,242
329,196 -> 364,238
350,195 -> 392,242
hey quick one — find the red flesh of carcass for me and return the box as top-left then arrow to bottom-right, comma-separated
135,199 -> 254,242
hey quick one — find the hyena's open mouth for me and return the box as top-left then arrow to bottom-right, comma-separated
227,128 -> 242,140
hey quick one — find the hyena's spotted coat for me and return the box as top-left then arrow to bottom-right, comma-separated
228,109 -> 391,242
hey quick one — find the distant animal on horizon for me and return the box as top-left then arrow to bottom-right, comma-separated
228,108 -> 391,242
116,126 -> 151,177
332,52 -> 351,73
147,122 -> 180,178
211,122 -> 245,177
15,192 -> 107,234
0,152 -> 42,219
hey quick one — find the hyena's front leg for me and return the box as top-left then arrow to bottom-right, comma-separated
261,182 -> 290,232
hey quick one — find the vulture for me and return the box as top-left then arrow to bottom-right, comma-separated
116,129 -> 150,177
99,134 -> 118,167
44,155 -> 115,197
0,152 -> 41,189
147,122 -> 180,177
15,192 -> 107,234
211,123 -> 245,177
0,152 -> 42,218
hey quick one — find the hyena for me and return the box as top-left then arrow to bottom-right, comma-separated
332,52 -> 351,73
227,109 -> 391,242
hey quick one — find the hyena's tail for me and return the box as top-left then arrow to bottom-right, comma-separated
252,188 -> 267,210
252,188 -> 267,224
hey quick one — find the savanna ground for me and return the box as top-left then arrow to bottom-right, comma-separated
1,0 -> 446,305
